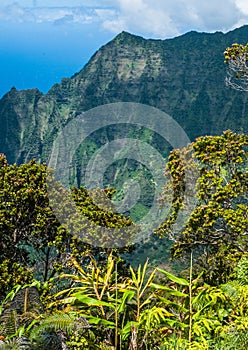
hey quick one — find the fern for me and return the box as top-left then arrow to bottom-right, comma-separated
0,310 -> 18,337
29,312 -> 91,349
29,312 -> 76,339
0,337 -> 32,350
0,286 -> 44,339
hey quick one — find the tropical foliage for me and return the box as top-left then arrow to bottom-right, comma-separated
0,154 -> 133,300
1,254 -> 248,349
0,130 -> 247,349
156,130 -> 248,285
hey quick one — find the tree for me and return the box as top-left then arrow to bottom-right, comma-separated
0,154 -> 134,301
224,43 -> 248,91
0,154 -> 62,298
156,131 -> 248,284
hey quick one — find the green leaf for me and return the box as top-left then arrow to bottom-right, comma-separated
118,290 -> 135,313
73,294 -> 115,309
151,283 -> 188,297
84,316 -> 115,328
119,321 -> 139,340
156,268 -> 189,286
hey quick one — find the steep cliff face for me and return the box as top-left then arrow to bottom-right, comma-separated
1,26 -> 248,164
0,87 -> 43,163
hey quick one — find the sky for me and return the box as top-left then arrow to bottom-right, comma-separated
1,0 -> 248,97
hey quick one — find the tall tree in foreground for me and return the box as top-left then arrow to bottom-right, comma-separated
156,131 -> 248,284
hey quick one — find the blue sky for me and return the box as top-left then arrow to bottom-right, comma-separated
1,0 -> 248,97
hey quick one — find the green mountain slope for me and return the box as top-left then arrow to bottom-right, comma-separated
1,26 -> 248,165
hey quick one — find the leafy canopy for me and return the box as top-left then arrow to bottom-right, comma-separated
156,131 -> 248,284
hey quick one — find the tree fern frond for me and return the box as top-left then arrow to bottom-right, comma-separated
29,312 -> 85,339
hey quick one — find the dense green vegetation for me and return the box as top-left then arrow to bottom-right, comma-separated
1,28 -> 248,350
0,130 -> 247,349
0,153 -> 133,299
156,130 -> 248,285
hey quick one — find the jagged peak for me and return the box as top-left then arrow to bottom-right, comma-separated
0,87 -> 43,102
110,30 -> 147,45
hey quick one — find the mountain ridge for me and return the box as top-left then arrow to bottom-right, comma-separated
1,26 -> 248,164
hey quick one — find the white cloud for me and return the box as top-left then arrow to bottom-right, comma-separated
101,0 -> 248,38
1,1 -> 248,38
235,0 -> 248,15
102,0 -> 179,37
0,3 -> 101,24
0,2 -> 32,22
